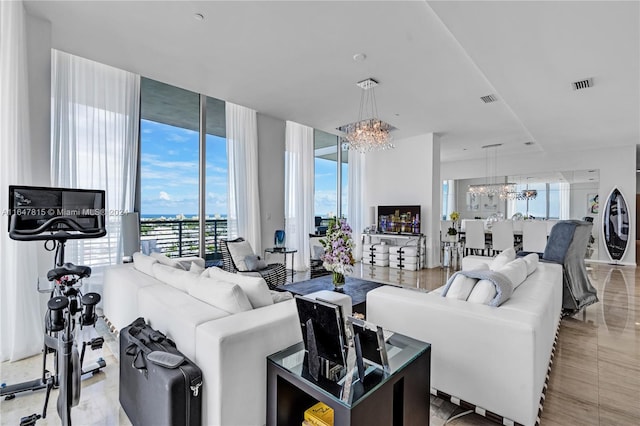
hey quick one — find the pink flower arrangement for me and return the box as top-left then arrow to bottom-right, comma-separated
320,218 -> 355,276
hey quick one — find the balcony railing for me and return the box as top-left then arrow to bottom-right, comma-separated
140,219 -> 228,260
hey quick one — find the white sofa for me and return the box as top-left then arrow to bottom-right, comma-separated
103,253 -> 302,426
367,255 -> 563,426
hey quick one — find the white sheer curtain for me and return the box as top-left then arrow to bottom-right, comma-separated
51,50 -> 140,287
285,121 -> 314,271
0,0 -> 45,361
348,150 -> 365,261
226,102 -> 261,251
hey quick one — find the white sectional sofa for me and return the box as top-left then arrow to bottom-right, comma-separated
367,254 -> 563,426
103,253 -> 302,426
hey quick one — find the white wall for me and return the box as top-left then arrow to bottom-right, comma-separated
257,113 -> 285,254
442,145 -> 637,265
364,133 -> 441,268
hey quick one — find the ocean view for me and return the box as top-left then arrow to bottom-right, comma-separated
141,213 -> 227,220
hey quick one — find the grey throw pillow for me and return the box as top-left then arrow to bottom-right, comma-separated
244,255 -> 267,272
312,245 -> 325,261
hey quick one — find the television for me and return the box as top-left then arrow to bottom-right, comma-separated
377,205 -> 421,234
8,185 -> 106,241
295,296 -> 347,380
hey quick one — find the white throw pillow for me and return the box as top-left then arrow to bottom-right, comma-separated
189,261 -> 205,274
150,251 -> 187,270
271,290 -> 294,304
206,267 -> 274,309
497,258 -> 528,290
152,263 -> 191,292
467,279 -> 498,304
133,252 -> 158,276
226,241 -> 255,272
489,247 -> 516,270
522,253 -> 539,275
186,275 -> 253,314
445,275 -> 478,300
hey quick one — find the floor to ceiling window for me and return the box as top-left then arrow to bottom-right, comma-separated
313,130 -> 348,223
139,78 -> 226,259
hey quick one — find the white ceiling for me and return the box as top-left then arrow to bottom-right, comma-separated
24,1 -> 639,162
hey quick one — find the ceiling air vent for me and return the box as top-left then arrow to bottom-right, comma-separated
480,94 -> 498,103
572,78 -> 593,91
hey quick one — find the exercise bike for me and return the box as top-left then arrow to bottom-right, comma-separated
2,185 -> 107,426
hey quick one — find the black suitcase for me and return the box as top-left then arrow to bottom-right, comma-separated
119,317 -> 202,426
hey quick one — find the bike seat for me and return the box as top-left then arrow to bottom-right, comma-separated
47,263 -> 92,281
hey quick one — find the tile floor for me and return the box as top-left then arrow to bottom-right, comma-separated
1,261 -> 638,425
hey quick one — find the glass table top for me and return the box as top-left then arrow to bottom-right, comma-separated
268,332 -> 430,409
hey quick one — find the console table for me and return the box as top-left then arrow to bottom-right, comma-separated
267,333 -> 431,426
362,233 -> 426,269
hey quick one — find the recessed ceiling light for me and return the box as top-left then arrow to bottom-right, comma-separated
194,13 -> 205,21
353,53 -> 367,62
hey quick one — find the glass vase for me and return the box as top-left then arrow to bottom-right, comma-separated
332,272 -> 345,292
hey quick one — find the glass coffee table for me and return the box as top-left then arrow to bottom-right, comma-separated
267,332 -> 430,426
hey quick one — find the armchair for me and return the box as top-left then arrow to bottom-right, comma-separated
309,235 -> 330,278
220,238 -> 286,289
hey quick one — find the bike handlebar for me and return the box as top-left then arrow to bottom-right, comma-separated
9,215 -> 106,241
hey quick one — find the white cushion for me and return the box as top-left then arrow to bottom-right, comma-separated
489,247 -> 516,270
189,261 -> 205,274
445,275 -> 478,300
445,264 -> 488,300
133,252 -> 158,276
186,275 -> 253,314
467,279 -> 498,304
522,253 -> 539,275
498,258 -> 528,290
176,256 -> 205,270
226,240 -> 255,272
152,263 -> 191,292
206,267 -> 274,309
311,245 -> 325,260
270,290 -> 293,304
150,251 -> 187,270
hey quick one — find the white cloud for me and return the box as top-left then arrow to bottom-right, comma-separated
159,191 -> 171,201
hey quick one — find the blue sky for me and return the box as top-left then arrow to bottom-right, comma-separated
140,120 -> 227,217
141,119 -> 345,217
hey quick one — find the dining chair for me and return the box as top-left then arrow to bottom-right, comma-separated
522,221 -> 548,253
464,220 -> 488,256
491,220 -> 515,254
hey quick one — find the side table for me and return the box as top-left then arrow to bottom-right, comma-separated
265,247 -> 297,282
267,333 -> 430,426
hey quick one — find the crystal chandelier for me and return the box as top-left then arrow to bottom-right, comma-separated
341,78 -> 394,153
467,144 -> 516,199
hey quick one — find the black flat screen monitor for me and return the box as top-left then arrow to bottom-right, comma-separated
295,296 -> 347,367
8,185 -> 106,240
